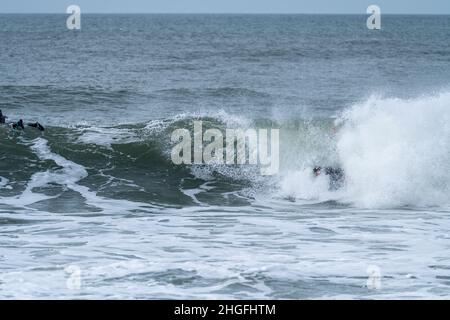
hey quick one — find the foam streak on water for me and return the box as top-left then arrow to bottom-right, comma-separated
1,203 -> 450,299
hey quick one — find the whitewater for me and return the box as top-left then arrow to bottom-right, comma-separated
2,13 -> 450,299
1,92 -> 450,299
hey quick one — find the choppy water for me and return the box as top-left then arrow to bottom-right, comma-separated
1,14 -> 450,299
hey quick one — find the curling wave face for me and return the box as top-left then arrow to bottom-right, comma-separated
2,93 -> 450,211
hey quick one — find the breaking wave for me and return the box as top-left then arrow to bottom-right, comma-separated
279,92 -> 450,208
2,93 -> 450,209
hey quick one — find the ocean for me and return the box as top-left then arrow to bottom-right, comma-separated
1,14 -> 450,299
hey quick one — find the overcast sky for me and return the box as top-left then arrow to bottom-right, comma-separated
1,0 -> 450,14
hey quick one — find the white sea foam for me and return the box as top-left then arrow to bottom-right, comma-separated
77,127 -> 140,149
278,92 -> 450,208
337,93 -> 450,208
0,176 -> 12,189
0,138 -> 90,207
1,137 -> 154,212
278,168 -> 335,202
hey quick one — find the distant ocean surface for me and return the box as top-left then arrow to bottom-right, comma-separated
1,14 -> 450,299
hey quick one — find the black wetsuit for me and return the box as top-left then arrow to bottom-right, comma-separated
0,110 -> 6,124
2,113 -> 45,131
28,122 -> 45,131
12,119 -> 25,130
314,166 -> 345,190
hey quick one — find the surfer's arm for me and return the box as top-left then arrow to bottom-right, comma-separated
27,122 -> 45,131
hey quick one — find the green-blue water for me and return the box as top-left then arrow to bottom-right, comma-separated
1,14 -> 450,299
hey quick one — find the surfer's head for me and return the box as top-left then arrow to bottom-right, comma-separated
313,166 -> 322,176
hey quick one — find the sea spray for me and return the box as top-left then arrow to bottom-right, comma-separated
337,93 -> 450,208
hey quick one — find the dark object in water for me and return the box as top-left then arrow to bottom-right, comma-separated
27,122 -> 45,131
0,110 -> 7,124
0,110 -> 8,124
0,110 -> 45,132
12,119 -> 25,130
313,166 -> 345,190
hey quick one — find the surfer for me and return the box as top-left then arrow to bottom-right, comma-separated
12,120 -> 45,131
12,119 -> 25,130
313,166 -> 345,190
0,110 -> 45,131
0,110 -> 7,124
27,122 -> 45,131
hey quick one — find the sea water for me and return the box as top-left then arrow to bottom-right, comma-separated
1,14 -> 450,299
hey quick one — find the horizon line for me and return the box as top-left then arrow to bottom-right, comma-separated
1,12 -> 450,15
